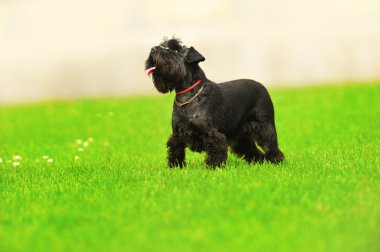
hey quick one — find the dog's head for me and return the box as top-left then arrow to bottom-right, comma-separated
145,37 -> 205,93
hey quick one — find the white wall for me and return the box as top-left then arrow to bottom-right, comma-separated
1,0 -> 379,103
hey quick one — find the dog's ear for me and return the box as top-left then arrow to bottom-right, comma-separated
185,47 -> 205,63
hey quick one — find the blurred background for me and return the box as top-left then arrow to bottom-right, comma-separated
1,0 -> 379,103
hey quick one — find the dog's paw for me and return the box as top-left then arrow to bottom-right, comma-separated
265,150 -> 285,164
205,154 -> 227,168
168,161 -> 186,168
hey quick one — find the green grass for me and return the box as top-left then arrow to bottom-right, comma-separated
0,84 -> 379,252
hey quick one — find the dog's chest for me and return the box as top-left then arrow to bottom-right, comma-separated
173,105 -> 209,152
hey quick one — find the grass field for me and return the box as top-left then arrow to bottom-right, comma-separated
0,84 -> 379,252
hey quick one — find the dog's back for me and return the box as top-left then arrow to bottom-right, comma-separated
217,79 -> 275,125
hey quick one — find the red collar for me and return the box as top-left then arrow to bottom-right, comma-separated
176,80 -> 202,95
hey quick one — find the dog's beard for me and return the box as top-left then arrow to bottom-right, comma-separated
148,52 -> 186,93
152,75 -> 176,93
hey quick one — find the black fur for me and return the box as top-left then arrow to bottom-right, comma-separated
145,37 -> 284,168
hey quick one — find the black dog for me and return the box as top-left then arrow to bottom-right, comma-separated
145,38 -> 284,168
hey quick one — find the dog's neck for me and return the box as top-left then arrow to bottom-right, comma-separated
175,66 -> 207,101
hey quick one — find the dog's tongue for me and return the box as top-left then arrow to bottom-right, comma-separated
145,66 -> 156,77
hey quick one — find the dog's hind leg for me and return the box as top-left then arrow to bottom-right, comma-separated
254,120 -> 285,164
203,129 -> 228,168
231,135 -> 264,163
167,134 -> 186,168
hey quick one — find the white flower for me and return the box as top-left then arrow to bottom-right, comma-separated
43,156 -> 49,160
74,156 -> 80,161
88,137 -> 94,143
76,139 -> 83,145
0,158 -> 3,163
47,158 -> 54,163
13,155 -> 22,161
78,148 -> 84,152
83,141 -> 89,147
12,162 -> 20,167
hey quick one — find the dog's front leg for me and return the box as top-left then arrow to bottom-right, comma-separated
203,129 -> 228,168
167,134 -> 186,168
